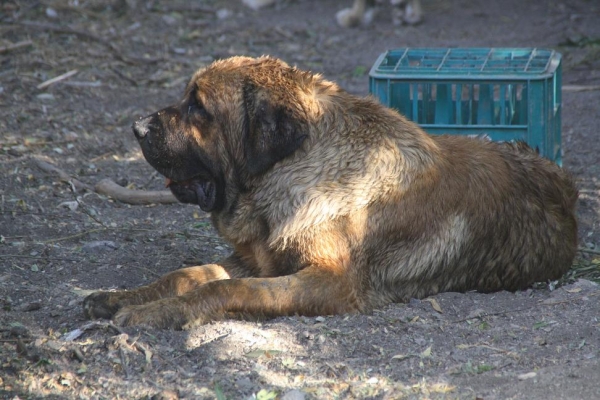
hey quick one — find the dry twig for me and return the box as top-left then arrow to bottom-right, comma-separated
578,247 -> 600,255
37,69 -> 79,89
0,40 -> 33,54
563,85 -> 600,93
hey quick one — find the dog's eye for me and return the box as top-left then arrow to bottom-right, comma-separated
187,97 -> 208,118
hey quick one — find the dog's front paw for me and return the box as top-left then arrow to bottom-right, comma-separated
113,299 -> 192,330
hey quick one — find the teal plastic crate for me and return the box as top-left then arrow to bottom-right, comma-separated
369,48 -> 562,164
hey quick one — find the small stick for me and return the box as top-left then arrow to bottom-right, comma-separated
95,178 -> 177,205
578,247 -> 600,255
41,228 -> 106,244
37,69 -> 79,90
0,40 -> 33,54
563,85 -> 600,93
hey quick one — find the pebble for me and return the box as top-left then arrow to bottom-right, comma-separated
517,371 -> 537,380
10,324 -> 30,338
81,241 -> 119,253
21,302 -> 42,312
58,201 -> 79,211
280,390 -> 306,400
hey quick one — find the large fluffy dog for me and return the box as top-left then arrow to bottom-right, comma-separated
84,56 -> 578,329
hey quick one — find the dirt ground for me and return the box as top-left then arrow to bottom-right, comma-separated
1,0 -> 600,399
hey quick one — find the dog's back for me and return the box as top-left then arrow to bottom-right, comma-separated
365,132 -> 577,303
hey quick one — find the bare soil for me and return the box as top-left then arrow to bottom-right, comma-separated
1,0 -> 600,399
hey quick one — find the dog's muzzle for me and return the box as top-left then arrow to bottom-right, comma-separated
133,117 -> 151,140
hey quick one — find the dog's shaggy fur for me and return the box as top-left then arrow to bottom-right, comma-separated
84,56 -> 577,329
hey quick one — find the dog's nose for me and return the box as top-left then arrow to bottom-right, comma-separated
132,118 -> 150,140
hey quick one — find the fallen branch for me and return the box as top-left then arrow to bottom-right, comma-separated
0,40 -> 33,54
37,69 -> 79,90
32,155 -> 94,192
95,178 -> 177,205
31,155 -> 177,205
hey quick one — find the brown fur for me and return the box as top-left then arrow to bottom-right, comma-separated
83,56 -> 578,329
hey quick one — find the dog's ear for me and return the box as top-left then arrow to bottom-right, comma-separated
244,84 -> 307,176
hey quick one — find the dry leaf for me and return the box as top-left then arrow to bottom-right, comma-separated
425,298 -> 443,313
565,288 -> 582,293
420,346 -> 432,358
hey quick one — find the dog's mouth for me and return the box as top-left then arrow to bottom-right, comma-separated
165,177 -> 216,212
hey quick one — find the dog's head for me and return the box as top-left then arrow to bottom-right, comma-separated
132,56 -> 317,212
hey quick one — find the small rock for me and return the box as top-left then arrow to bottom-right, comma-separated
409,298 -> 421,306
9,324 -> 30,338
81,241 -> 119,253
518,372 -> 537,380
466,308 -> 486,320
235,378 -> 254,390
162,15 -> 177,25
116,177 -> 128,187
414,337 -> 427,346
36,93 -> 55,101
46,7 -> 58,18
216,8 -> 232,19
63,131 -> 79,141
58,201 -> 79,211
46,340 -> 64,351
21,302 -> 42,312
281,389 -> 306,400
16,339 -> 28,356
534,336 -> 547,346
72,348 -> 85,362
